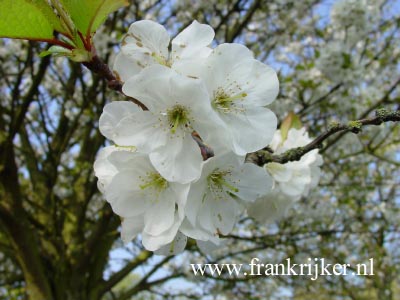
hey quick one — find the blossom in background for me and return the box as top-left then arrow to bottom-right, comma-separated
94,147 -> 190,251
247,190 -> 295,223
268,127 -> 322,198
248,127 -> 323,223
113,20 -> 214,81
330,0 -> 380,45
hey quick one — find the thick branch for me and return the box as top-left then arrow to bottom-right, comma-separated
248,109 -> 400,165
99,250 -> 153,296
0,206 -> 53,300
116,256 -> 174,300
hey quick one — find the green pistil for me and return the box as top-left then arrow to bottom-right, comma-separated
139,173 -> 168,192
208,170 -> 239,193
213,92 -> 247,111
171,114 -> 180,134
167,105 -> 190,134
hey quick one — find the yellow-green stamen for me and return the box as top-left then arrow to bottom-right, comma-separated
139,172 -> 168,192
218,179 -> 239,192
213,92 -> 247,112
208,170 -> 239,193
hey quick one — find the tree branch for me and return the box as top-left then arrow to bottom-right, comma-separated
248,108 -> 400,165
99,250 -> 153,296
116,256 -> 174,300
83,55 -> 148,110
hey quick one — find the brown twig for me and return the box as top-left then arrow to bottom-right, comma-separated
247,108 -> 400,165
83,55 -> 148,110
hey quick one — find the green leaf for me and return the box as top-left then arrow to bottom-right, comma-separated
280,112 -> 302,141
0,0 -> 58,40
40,45 -> 91,62
60,0 -> 128,36
90,0 -> 129,33
32,0 -> 68,35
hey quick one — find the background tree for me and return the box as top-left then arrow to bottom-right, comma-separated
0,0 -> 399,299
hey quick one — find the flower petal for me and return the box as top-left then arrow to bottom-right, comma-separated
202,43 -> 254,92
212,197 -> 241,235
221,106 -> 277,155
105,170 -> 150,217
197,194 -> 218,234
184,178 -> 207,225
144,197 -> 175,236
154,231 -> 187,256
113,52 -> 142,82
280,168 -> 310,197
122,65 -> 210,112
228,60 -> 279,106
200,43 -> 279,109
230,163 -> 272,202
265,162 -> 292,182
180,218 -> 215,241
197,238 -> 223,255
99,101 -> 141,141
247,191 -> 294,223
93,146 -> 119,193
171,20 -> 214,61
113,111 -> 168,153
121,216 -> 144,244
142,213 -> 181,251
149,134 -> 203,183
121,20 -> 169,69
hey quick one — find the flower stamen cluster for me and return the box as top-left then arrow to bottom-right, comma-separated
167,105 -> 191,134
139,172 -> 168,192
208,169 -> 239,194
212,90 -> 248,113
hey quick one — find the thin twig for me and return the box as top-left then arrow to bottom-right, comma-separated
248,108 -> 400,165
83,55 -> 148,110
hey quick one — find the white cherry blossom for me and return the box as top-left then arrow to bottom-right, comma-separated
193,43 -> 279,155
113,20 -> 214,81
183,152 -> 272,238
94,148 -> 190,251
247,127 -> 323,223
108,65 -> 222,183
267,127 -> 323,198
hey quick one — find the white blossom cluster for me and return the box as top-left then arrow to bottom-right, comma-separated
248,128 -> 323,223
331,0 -> 380,45
94,20 -> 322,254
